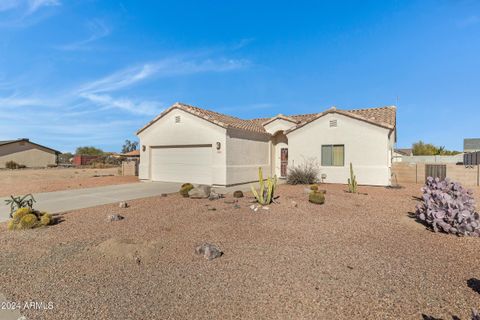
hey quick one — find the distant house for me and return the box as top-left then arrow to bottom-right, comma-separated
0,139 -> 60,168
136,102 -> 397,186
464,138 -> 480,153
392,148 -> 413,163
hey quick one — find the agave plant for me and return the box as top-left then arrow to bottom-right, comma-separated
415,177 -> 480,236
250,167 -> 277,205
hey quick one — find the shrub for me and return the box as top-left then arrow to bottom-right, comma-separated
287,159 -> 319,185
250,167 -> 277,205
415,177 -> 480,236
179,183 -> 194,197
5,161 -> 19,169
309,191 -> 325,204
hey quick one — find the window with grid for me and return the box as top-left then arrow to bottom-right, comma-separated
321,145 -> 344,166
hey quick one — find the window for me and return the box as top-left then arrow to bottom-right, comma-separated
175,116 -> 181,123
329,119 -> 338,127
321,145 -> 344,166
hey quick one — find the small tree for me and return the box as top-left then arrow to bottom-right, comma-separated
121,140 -> 139,154
58,152 -> 73,164
412,141 -> 460,156
75,146 -> 104,156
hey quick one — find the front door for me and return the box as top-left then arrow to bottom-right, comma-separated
280,148 -> 288,177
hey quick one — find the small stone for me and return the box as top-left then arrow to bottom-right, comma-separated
134,256 -> 141,265
262,206 -> 270,210
224,200 -> 237,204
107,214 -> 124,222
291,201 -> 298,208
188,185 -> 211,199
208,190 -> 224,201
207,207 -> 217,211
233,190 -> 244,198
195,243 -> 223,260
161,193 -> 168,197
118,201 -> 128,208
233,204 -> 241,209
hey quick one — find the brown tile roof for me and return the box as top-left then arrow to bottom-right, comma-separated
122,150 -> 140,157
136,102 -> 396,135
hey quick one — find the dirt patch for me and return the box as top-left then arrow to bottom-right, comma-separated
95,238 -> 160,262
0,167 -> 138,196
0,183 -> 479,319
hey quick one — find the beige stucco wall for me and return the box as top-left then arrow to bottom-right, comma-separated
226,128 -> 271,185
0,142 -> 57,168
264,118 -> 296,135
287,113 -> 392,186
137,109 -> 227,185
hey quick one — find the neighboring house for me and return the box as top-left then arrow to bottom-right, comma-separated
464,138 -> 480,153
0,139 -> 60,168
137,102 -> 397,186
121,150 -> 140,158
392,148 -> 413,162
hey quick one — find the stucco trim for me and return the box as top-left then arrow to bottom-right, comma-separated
150,144 -> 213,149
261,114 -> 300,126
285,108 -> 395,135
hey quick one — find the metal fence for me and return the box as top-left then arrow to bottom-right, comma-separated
464,151 -> 480,166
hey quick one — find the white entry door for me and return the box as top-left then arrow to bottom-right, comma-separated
150,145 -> 213,185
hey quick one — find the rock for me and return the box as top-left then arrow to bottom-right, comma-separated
262,206 -> 270,210
195,243 -> 223,260
118,201 -> 128,208
233,204 -> 241,209
291,200 -> 298,208
233,190 -> 244,198
188,185 -> 211,199
207,207 -> 217,211
107,214 -> 124,222
208,190 -> 224,201
160,193 -> 168,197
224,200 -> 237,204
250,204 -> 259,212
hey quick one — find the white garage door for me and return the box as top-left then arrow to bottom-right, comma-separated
151,145 -> 213,184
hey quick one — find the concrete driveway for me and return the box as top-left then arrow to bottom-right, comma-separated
0,182 -> 181,222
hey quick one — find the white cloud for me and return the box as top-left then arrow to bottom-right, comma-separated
27,0 -> 60,15
56,19 -> 111,51
78,56 -> 248,94
80,93 -> 163,116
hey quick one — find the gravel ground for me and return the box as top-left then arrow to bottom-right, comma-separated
0,183 -> 480,319
0,167 -> 138,196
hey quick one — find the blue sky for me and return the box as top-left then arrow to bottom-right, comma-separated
0,0 -> 479,152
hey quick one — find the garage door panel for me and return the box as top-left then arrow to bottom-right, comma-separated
151,146 -> 212,184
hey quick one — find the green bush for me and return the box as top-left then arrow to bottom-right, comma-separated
309,191 -> 325,205
5,161 -> 18,169
179,183 -> 194,197
287,159 -> 319,185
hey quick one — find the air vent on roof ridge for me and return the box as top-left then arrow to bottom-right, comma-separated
329,119 -> 338,127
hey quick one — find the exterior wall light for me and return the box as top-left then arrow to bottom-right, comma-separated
142,145 -> 146,152
216,142 -> 221,150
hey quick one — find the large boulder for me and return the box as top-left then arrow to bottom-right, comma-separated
188,185 -> 211,199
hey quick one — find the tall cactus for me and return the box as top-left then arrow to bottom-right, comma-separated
250,167 -> 277,205
347,162 -> 358,193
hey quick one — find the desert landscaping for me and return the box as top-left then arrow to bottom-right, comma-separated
1,183 -> 480,319
0,167 -> 138,197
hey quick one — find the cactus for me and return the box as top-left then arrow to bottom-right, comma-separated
347,163 -> 358,193
40,213 -> 53,226
416,177 -> 480,236
179,183 -> 194,197
250,167 -> 277,205
310,184 -> 319,191
12,207 -> 32,220
5,194 -> 36,218
309,191 -> 325,204
19,214 -> 38,229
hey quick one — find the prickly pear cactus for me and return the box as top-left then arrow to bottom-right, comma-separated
415,177 -> 480,236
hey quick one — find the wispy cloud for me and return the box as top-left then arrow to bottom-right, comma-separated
56,19 -> 111,51
27,0 -> 60,15
80,93 -> 163,116
0,1 -> 21,12
78,56 -> 248,94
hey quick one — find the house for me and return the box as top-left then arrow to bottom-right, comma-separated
0,139 -> 60,168
136,102 -> 397,186
464,138 -> 480,153
392,148 -> 413,162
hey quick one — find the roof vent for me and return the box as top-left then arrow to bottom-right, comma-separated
329,119 -> 338,127
175,115 -> 181,123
